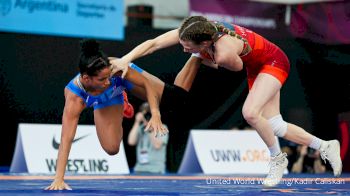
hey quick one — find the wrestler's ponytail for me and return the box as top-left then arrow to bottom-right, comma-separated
212,22 -> 251,54
213,22 -> 245,41
79,39 -> 109,76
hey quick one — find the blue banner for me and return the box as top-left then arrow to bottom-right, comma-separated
0,0 -> 124,40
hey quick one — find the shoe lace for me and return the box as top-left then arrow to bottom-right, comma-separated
320,149 -> 338,169
320,150 -> 328,164
267,162 -> 277,179
267,153 -> 286,179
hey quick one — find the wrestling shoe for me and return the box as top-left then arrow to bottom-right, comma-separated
123,91 -> 134,118
263,152 -> 288,188
320,140 -> 342,177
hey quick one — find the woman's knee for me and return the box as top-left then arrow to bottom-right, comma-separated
98,127 -> 123,156
268,114 -> 288,137
103,143 -> 121,155
242,105 -> 260,125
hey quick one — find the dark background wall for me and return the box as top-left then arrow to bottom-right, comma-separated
1,26 -> 349,172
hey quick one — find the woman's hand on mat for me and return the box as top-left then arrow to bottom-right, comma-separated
45,179 -> 72,190
109,57 -> 129,78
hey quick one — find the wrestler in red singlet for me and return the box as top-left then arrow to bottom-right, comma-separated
200,23 -> 290,89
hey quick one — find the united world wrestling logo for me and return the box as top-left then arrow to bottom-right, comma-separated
0,0 -> 11,16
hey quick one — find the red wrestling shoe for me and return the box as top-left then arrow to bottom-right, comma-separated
123,91 -> 134,118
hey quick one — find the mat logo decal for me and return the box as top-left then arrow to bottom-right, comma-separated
210,149 -> 269,162
52,134 -> 90,150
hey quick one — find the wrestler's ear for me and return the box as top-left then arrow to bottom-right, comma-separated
81,74 -> 90,81
201,40 -> 212,48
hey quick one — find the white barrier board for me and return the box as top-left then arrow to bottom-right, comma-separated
179,130 -> 288,174
10,123 -> 129,174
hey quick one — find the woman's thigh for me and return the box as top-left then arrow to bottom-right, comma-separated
94,104 -> 124,153
244,73 -> 281,114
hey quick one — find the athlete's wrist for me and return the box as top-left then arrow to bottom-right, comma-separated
150,109 -> 161,117
122,55 -> 133,64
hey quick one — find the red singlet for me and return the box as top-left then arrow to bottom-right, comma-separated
200,23 -> 290,90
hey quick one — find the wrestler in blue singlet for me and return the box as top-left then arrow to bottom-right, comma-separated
65,63 -> 144,110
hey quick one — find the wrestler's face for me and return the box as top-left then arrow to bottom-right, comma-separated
87,67 -> 111,90
180,39 -> 207,53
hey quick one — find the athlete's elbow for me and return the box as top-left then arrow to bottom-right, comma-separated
61,127 -> 75,143
233,63 -> 244,71
228,60 -> 243,71
221,63 -> 243,72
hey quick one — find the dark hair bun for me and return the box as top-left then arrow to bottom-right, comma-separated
80,39 -> 100,56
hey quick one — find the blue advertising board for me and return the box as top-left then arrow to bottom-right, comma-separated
0,0 -> 124,40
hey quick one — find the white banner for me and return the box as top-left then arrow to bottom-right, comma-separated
179,130 -> 288,174
10,123 -> 129,174
0,0 -> 124,40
